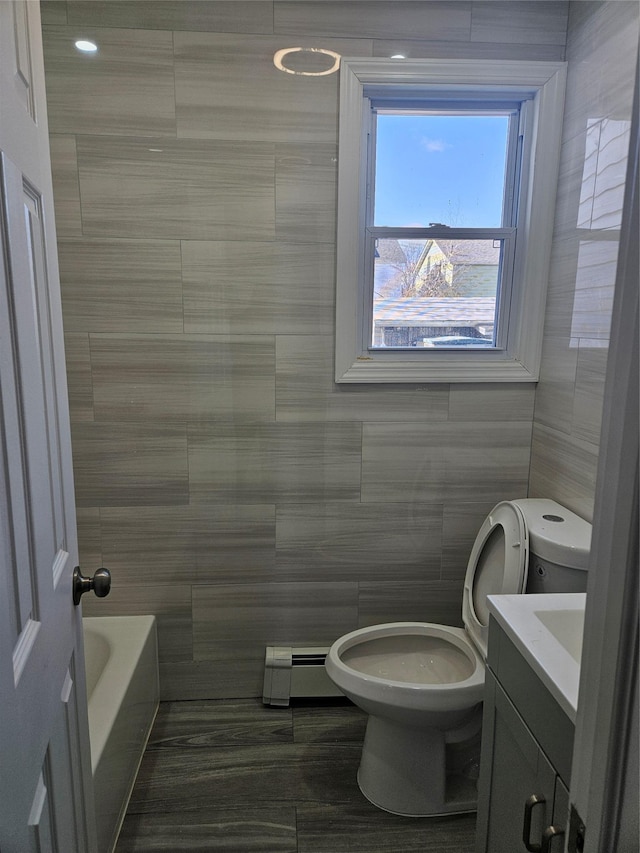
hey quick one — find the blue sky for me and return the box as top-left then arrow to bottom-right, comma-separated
374,114 -> 509,228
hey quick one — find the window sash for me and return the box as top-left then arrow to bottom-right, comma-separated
362,101 -> 522,355
363,227 -> 517,352
368,100 -> 523,228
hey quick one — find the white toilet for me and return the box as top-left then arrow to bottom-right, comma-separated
325,498 -> 591,818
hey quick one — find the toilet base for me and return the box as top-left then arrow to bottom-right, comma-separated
357,714 -> 479,817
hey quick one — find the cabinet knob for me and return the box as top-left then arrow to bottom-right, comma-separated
523,794 -> 546,852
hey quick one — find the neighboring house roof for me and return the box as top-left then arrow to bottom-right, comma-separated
422,239 -> 501,266
372,297 -> 496,327
375,238 -> 408,264
375,239 -> 501,300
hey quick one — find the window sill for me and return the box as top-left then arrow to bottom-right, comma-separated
335,352 -> 540,384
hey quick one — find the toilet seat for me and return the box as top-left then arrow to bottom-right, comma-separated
462,501 -> 528,659
328,501 -> 530,708
327,622 -> 485,713
342,630 -> 475,685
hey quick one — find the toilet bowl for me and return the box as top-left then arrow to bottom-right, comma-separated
325,498 -> 591,817
330,623 -> 484,721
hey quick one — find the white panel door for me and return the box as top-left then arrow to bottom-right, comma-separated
0,2 -> 97,850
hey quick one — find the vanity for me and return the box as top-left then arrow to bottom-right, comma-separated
475,593 -> 586,853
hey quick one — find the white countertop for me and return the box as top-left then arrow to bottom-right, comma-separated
487,592 -> 586,722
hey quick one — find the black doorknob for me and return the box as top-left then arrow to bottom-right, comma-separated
72,566 -> 111,606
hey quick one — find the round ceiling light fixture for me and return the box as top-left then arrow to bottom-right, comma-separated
273,47 -> 341,77
75,39 -> 98,53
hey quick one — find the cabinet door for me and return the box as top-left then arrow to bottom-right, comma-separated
543,777 -> 570,853
476,671 -> 557,853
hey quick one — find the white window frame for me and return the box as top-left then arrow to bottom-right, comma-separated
335,58 -> 567,384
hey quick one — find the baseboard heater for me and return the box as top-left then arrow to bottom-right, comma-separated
262,646 -> 342,706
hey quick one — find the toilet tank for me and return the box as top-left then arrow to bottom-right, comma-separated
512,498 -> 592,594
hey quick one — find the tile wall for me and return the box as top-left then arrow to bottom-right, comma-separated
40,0 -> 569,699
529,1 -> 639,522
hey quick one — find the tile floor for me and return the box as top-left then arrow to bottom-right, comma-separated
116,699 -> 477,852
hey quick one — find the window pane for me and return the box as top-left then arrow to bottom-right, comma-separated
374,114 -> 510,228
372,238 -> 501,349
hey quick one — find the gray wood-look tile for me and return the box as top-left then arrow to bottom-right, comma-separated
99,504 -> 276,585
159,658 -> 267,701
441,501 -> 498,580
40,1 -> 68,26
81,582 -> 192,662
528,422 -> 598,523
192,582 -> 358,661
90,334 -> 276,423
541,240 -> 582,340
533,335 -> 578,436
529,1 -> 637,534
59,239 -> 183,333
358,580 -> 464,628
573,118 -> 631,234
274,1 -> 472,41
76,507 -> 102,571
448,384 -> 535,422
549,132 -> 589,241
64,332 -> 94,422
361,421 -> 531,504
562,1 -> 639,132
76,136 -> 275,241
127,741 -> 362,813
48,135 -> 81,236
188,422 -> 362,504
276,335 -> 450,422
67,1 -> 275,34
572,344 -> 608,445
43,26 -> 176,137
174,33 -> 367,144
118,700 -> 475,850
275,144 -> 337,243
147,699 -> 293,748
470,1 -> 568,46
570,239 -> 618,341
71,422 -> 189,507
372,38 -> 565,62
296,802 -> 476,852
275,502 -> 443,583
116,807 -> 298,852
292,704 -> 366,745
568,0 -> 639,58
182,242 -> 334,336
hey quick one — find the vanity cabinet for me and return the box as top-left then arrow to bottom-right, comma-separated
475,621 -> 573,853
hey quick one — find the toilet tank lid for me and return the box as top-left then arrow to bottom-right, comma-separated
511,499 -> 591,570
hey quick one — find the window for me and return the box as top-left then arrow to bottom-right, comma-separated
370,109 -> 515,352
335,59 -> 567,383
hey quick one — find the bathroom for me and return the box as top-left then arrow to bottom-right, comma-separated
0,0 -> 637,851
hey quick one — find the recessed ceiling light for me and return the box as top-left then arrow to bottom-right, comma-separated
75,39 -> 98,54
390,54 -> 407,60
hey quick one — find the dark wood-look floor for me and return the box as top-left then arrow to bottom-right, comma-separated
116,699 -> 477,852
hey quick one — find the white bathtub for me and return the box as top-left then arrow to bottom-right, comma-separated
83,616 -> 159,853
